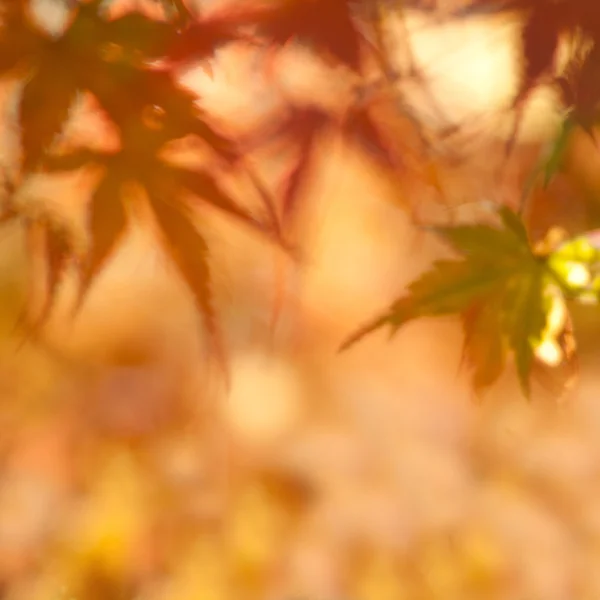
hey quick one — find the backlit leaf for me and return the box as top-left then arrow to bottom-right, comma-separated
340,259 -> 511,350
149,193 -> 226,371
541,117 -> 575,187
173,166 -> 260,229
502,264 -> 547,397
32,218 -> 74,330
77,173 -> 128,308
433,205 -> 531,261
461,297 -> 506,393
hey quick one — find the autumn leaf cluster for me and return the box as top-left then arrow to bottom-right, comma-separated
1,0 -> 600,397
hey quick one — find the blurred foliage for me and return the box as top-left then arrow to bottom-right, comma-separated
1,0 -> 600,599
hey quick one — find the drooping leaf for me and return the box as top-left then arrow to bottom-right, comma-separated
501,264 -> 547,397
76,172 -> 128,309
26,217 -> 74,331
149,193 -> 226,372
460,297 -> 506,393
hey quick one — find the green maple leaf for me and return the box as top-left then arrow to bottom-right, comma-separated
501,263 -> 548,397
342,206 -> 562,397
432,213 -> 530,264
339,258 -> 514,351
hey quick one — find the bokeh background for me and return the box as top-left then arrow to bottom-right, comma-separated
1,1 -> 600,599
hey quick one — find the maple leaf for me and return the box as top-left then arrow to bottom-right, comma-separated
0,3 -> 81,170
501,263 -> 547,396
431,210 -> 530,264
41,100 -> 266,360
460,297 -> 506,393
339,258 -> 513,351
254,0 -> 364,70
0,0 -> 43,77
20,215 -> 76,336
20,49 -> 80,171
149,191 -> 227,375
341,206 -> 571,397
174,0 -> 365,71
244,104 -> 331,224
79,172 -> 129,306
1,0 -> 185,171
164,9 -> 252,67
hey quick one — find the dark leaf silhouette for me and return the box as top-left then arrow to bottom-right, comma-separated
502,264 -> 547,396
20,52 -> 79,170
